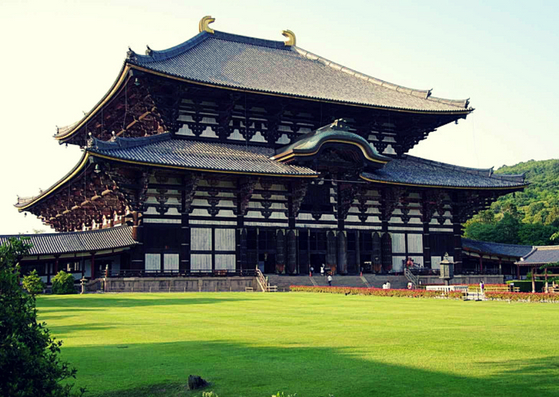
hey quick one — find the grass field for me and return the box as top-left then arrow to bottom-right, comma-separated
36,293 -> 559,397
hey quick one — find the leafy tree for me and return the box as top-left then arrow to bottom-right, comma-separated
52,270 -> 77,295
463,159 -> 559,246
22,269 -> 45,295
0,237 -> 84,397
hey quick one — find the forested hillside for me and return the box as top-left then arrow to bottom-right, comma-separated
463,159 -> 559,246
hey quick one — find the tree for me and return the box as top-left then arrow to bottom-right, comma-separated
22,269 -> 45,295
51,270 -> 77,295
0,237 -> 83,397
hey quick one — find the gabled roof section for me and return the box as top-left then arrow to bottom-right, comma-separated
516,246 -> 559,266
127,29 -> 471,113
273,119 -> 389,168
89,133 -> 318,177
462,238 -> 532,259
0,226 -> 137,256
361,156 -> 528,190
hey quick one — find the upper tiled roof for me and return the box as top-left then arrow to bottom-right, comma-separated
516,246 -> 559,266
361,156 -> 527,189
127,30 -> 471,113
90,133 -> 317,177
462,238 -> 532,259
0,226 -> 137,256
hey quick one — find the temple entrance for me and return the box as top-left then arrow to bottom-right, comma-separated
310,253 -> 327,275
259,253 -> 276,274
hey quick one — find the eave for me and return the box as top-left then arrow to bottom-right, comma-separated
55,63 -> 472,145
359,174 -> 529,191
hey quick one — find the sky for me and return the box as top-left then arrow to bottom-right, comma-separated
1,0 -> 558,234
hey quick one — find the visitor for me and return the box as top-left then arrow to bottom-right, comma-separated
310,266 -> 314,277
321,265 -> 325,276
480,281 -> 485,292
406,257 -> 413,268
327,274 -> 333,286
386,280 -> 391,289
382,282 -> 387,289
407,281 -> 413,290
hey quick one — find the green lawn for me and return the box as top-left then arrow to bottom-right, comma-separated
36,293 -> 559,397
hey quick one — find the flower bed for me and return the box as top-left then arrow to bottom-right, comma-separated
485,291 -> 559,303
290,285 -> 463,300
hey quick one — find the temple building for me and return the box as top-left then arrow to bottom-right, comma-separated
13,17 -> 527,281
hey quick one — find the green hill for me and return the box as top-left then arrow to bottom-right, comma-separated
463,159 -> 559,245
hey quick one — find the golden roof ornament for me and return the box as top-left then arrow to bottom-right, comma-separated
282,30 -> 296,46
199,16 -> 215,34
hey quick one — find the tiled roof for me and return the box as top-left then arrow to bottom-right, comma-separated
0,226 -> 137,256
462,238 -> 532,259
361,156 -> 527,189
89,133 -> 317,177
127,30 -> 471,113
516,246 -> 559,266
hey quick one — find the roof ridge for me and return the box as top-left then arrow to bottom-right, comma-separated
129,30 -> 290,65
293,47 -> 470,109
405,155 -> 494,176
128,31 -> 212,64
462,238 -> 532,248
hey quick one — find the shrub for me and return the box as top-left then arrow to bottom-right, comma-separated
52,270 -> 76,294
486,291 -> 559,303
22,269 -> 45,295
0,237 -> 84,396
506,280 -> 545,292
290,285 -> 463,300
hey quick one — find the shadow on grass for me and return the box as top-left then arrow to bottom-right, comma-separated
63,340 -> 559,397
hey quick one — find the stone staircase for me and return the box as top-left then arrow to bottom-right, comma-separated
266,274 -> 409,291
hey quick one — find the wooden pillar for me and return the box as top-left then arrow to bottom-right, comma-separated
90,252 -> 96,279
287,230 -> 297,274
337,231 -> 347,275
532,266 -> 536,293
516,264 -> 520,279
54,255 -> 60,275
479,256 -> 483,274
498,257 -> 502,275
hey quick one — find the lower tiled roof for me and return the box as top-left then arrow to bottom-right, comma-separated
361,156 -> 527,189
90,133 -> 317,177
0,226 -> 137,256
516,246 -> 559,266
462,238 -> 532,259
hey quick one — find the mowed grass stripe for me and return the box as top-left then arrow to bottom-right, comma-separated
37,293 -> 559,397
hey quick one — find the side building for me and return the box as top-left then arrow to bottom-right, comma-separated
14,17 -> 527,279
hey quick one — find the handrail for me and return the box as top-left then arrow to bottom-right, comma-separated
404,268 -> 420,286
255,268 -> 267,292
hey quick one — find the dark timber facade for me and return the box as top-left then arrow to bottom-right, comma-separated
15,17 -> 527,279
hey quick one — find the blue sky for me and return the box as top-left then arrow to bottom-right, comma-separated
1,0 -> 558,234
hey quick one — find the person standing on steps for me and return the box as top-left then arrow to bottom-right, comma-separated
327,274 -> 333,286
321,264 -> 325,277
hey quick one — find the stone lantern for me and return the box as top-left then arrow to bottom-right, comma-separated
439,253 -> 454,286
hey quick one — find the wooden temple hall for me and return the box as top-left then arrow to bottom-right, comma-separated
13,17 -> 528,282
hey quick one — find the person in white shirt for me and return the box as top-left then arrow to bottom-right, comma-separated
327,274 -> 333,286
386,281 -> 391,289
